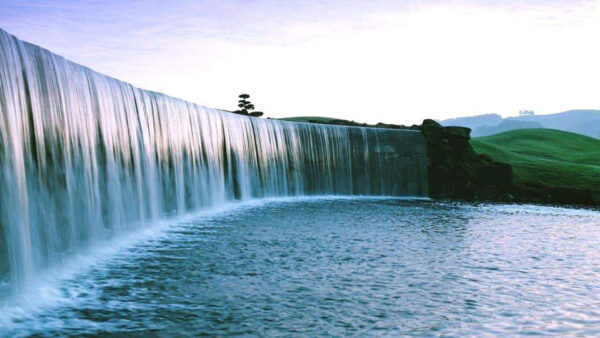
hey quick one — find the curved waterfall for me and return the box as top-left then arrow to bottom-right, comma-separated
0,28 -> 427,294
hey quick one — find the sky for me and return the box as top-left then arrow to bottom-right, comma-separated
1,0 -> 599,125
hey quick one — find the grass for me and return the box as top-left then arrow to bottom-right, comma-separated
471,129 -> 600,190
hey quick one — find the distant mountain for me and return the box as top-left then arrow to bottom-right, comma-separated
440,110 -> 600,138
439,114 -> 502,131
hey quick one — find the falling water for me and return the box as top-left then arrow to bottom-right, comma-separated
0,28 -> 427,296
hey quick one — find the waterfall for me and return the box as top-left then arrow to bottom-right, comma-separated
0,28 -> 427,294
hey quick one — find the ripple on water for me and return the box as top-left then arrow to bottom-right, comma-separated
1,198 -> 600,336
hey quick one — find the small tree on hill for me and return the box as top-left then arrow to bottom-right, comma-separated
233,94 -> 263,117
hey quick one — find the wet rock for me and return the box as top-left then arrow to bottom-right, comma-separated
418,119 -> 512,201
498,193 -> 515,202
477,162 -> 512,186
443,126 -> 471,139
475,185 -> 501,201
547,187 -> 594,206
592,189 -> 600,205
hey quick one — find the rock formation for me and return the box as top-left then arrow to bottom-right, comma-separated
420,119 -> 513,201
420,119 -> 599,206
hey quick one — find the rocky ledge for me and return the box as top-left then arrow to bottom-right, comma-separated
419,119 -> 600,207
420,119 -> 512,201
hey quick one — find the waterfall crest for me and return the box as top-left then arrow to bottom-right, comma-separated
0,28 -> 427,293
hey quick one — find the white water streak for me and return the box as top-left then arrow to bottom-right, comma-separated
0,28 -> 427,295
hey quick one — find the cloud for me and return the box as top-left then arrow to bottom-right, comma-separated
1,0 -> 599,124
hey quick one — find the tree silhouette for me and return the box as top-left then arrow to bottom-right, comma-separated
233,94 -> 263,117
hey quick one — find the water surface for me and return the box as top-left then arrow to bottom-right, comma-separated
2,198 -> 600,336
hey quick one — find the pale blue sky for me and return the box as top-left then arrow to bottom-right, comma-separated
1,0 -> 599,124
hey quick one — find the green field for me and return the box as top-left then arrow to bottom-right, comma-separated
471,129 -> 600,190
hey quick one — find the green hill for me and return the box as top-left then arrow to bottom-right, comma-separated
471,129 -> 600,190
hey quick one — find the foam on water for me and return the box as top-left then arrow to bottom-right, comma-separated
2,198 -> 599,336
0,196 -> 423,331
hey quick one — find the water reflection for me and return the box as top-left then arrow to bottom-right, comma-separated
1,198 -> 599,336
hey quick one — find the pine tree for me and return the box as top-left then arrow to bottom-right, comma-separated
233,94 -> 263,117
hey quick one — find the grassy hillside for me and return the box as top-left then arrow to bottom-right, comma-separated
471,129 -> 600,190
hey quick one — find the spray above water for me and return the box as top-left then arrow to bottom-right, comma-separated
0,28 -> 427,295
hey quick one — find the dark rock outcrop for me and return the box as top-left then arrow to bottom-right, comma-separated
592,188 -> 600,205
418,119 -> 599,206
419,119 -> 513,201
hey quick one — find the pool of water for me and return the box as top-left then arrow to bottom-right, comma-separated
2,198 -> 600,336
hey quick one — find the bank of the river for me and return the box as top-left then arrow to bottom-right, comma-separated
280,117 -> 600,207
420,120 -> 599,206
471,129 -> 600,190
472,129 -> 600,206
